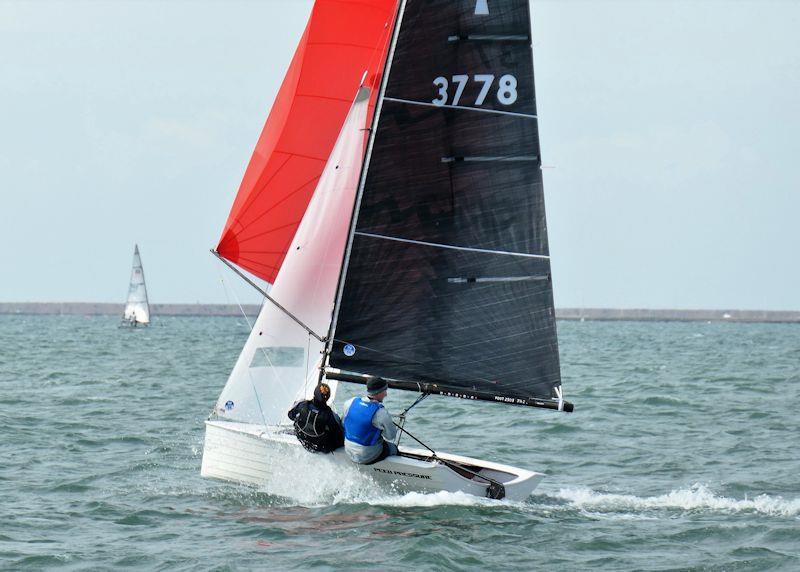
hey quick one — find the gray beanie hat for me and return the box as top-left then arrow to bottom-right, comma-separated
366,377 -> 388,395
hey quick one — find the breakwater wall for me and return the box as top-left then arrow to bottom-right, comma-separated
0,302 -> 262,317
556,308 -> 800,323
1,303 -> 799,323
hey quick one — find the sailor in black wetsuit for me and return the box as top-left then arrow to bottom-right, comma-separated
287,383 -> 344,453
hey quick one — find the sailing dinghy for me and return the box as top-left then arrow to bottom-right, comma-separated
121,244 -> 150,327
201,0 -> 573,501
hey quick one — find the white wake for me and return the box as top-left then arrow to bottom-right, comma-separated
246,444 -> 519,508
362,490 -> 507,508
553,483 -> 800,517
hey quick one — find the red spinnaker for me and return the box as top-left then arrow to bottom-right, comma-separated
217,0 -> 399,283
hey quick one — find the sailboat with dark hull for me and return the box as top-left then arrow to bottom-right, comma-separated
201,0 -> 572,500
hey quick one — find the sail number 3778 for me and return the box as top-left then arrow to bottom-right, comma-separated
432,74 -> 518,106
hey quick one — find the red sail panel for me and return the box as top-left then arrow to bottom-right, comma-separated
217,0 -> 399,283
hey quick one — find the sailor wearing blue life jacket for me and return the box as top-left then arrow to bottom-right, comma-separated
342,377 -> 398,464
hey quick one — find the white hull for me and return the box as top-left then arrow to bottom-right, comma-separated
201,420 -> 544,502
120,318 -> 149,327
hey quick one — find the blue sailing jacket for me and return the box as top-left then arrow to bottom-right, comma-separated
343,397 -> 383,446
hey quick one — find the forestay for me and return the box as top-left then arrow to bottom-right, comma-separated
328,0 -> 564,408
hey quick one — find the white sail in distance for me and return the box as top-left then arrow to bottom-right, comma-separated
123,244 -> 150,326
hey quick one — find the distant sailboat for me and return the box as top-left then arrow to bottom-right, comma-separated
201,0 -> 573,500
122,245 -> 150,327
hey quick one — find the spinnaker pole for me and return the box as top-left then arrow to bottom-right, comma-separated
211,249 -> 325,343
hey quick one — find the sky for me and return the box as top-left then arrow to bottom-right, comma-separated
1,0 -> 798,310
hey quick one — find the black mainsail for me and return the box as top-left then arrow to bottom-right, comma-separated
327,0 -> 570,411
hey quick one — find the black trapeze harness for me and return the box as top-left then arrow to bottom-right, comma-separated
293,402 -> 342,453
295,403 -> 327,438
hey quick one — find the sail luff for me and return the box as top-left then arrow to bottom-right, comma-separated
324,0 -> 408,362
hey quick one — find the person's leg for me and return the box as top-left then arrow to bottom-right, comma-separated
364,441 -> 395,465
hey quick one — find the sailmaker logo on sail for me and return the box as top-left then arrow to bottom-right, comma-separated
495,396 -> 528,405
442,391 -> 478,401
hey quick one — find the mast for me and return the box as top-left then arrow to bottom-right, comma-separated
323,0 -> 408,368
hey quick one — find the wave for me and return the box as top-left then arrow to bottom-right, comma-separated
139,469 -> 516,509
640,395 -> 691,407
552,483 -> 800,517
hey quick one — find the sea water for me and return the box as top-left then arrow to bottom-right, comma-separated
0,315 -> 798,570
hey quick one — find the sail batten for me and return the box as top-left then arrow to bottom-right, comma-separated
353,231 -> 551,259
383,96 -> 538,119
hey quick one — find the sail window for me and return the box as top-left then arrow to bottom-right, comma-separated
249,347 -> 304,368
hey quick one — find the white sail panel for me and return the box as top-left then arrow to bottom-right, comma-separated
123,245 -> 150,325
214,87 -> 371,425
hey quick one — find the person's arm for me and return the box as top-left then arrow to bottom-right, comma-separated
373,407 -> 397,441
331,410 -> 343,428
342,397 -> 354,420
287,400 -> 302,421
